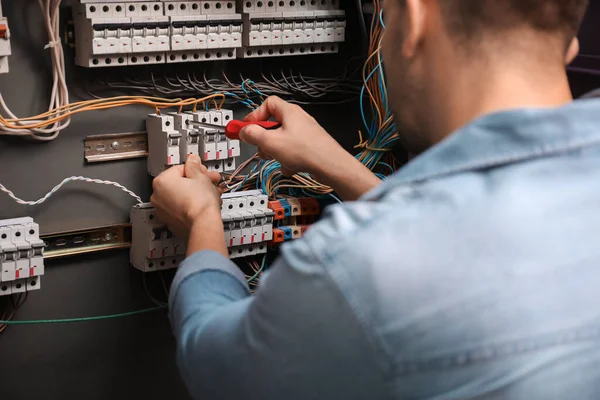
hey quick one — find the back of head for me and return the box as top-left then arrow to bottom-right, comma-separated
383,0 -> 589,154
439,0 -> 588,53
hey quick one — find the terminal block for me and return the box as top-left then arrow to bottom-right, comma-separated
130,190 -> 275,272
72,0 -> 243,67
146,108 -> 239,176
0,217 -> 44,297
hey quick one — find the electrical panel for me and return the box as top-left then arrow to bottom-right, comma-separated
71,0 -> 345,67
130,189 -> 274,272
238,0 -> 345,59
146,108 -> 239,176
0,3 -> 11,74
0,217 -> 44,296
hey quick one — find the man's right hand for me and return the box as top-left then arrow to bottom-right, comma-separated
239,96 -> 347,178
238,96 -> 383,201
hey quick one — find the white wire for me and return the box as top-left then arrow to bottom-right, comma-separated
0,176 -> 143,206
0,0 -> 69,140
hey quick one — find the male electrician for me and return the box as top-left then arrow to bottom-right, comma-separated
151,0 -> 600,399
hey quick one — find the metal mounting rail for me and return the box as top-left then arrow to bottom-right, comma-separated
41,224 -> 132,259
84,132 -> 148,163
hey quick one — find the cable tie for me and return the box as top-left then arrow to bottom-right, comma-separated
44,39 -> 61,50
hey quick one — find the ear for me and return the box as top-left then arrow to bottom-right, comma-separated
565,37 -> 579,65
402,0 -> 428,59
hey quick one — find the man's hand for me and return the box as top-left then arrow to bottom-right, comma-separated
151,154 -> 222,240
239,96 -> 348,177
239,96 -> 382,201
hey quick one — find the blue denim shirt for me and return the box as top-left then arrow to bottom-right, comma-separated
169,99 -> 600,400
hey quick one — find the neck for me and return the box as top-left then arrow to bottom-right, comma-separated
428,61 -> 573,145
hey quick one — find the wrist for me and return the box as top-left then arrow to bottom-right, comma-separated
189,208 -> 223,235
187,211 -> 227,258
307,148 -> 355,184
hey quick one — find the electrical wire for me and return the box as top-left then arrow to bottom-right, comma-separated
0,305 -> 167,325
0,293 -> 28,333
0,0 -> 69,140
0,176 -> 143,205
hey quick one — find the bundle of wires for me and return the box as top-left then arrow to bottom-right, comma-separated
86,69 -> 362,106
0,93 -> 227,132
0,292 -> 28,333
354,0 -> 400,177
0,0 -> 69,141
245,256 -> 267,292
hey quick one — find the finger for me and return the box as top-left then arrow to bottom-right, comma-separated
184,154 -> 205,178
152,165 -> 184,192
243,96 -> 290,122
206,171 -> 222,184
280,165 -> 294,177
186,153 -> 209,173
239,124 -> 271,149
257,149 -> 272,160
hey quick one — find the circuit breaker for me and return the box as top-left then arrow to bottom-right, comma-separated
72,0 -> 242,67
0,2 -> 12,74
0,217 -> 44,296
146,108 -> 239,176
130,190 -> 274,272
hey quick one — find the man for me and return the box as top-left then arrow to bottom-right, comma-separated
151,0 -> 600,398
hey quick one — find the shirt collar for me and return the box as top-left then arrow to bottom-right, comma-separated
364,99 -> 600,200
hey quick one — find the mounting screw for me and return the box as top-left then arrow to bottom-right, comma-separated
111,141 -> 120,150
104,232 -> 114,241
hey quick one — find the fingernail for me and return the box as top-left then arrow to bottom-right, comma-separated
187,154 -> 201,163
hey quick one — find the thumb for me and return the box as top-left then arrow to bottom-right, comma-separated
280,165 -> 294,177
239,124 -> 269,148
184,154 -> 206,178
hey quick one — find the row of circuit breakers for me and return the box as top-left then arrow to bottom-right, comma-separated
0,189 -> 319,296
131,190 -> 274,272
0,218 -> 44,297
0,191 -> 275,295
146,108 -> 239,176
73,0 -> 346,67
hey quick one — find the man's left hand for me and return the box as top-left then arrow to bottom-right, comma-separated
151,154 -> 222,239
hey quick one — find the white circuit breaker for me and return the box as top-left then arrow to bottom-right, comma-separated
72,0 -> 242,67
146,108 -> 239,176
72,0 -> 345,66
0,3 -> 11,74
130,190 -> 274,272
0,217 -> 44,297
237,0 -> 345,58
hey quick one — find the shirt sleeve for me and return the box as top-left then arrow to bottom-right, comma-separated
168,243 -> 388,400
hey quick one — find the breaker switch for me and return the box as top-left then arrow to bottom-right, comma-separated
0,24 -> 8,39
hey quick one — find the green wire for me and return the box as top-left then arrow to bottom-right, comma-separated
0,305 -> 167,325
2,255 -> 269,325
247,255 -> 267,283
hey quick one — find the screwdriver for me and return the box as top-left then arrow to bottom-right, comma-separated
225,120 -> 281,140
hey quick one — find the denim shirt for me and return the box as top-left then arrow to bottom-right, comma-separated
169,99 -> 600,400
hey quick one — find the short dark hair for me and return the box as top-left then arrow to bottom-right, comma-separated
439,0 -> 589,45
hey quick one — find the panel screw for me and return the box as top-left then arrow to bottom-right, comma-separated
104,232 -> 114,241
111,141 -> 120,150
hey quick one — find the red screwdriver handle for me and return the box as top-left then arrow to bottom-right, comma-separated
225,120 -> 281,140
